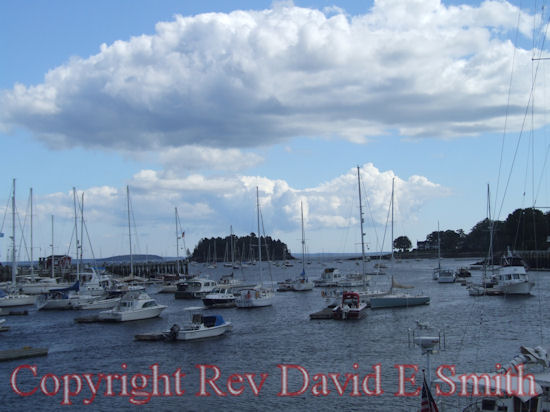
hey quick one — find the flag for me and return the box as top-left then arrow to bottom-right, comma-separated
181,232 -> 185,238
0,233 -> 3,238
421,375 -> 439,412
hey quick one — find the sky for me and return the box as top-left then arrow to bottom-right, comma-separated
1,0 -> 550,261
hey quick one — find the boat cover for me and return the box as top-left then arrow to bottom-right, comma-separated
203,315 -> 225,327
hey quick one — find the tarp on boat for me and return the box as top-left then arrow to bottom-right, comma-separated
203,315 -> 225,327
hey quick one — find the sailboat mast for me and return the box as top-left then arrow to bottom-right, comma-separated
257,187 -> 262,279
11,179 -> 16,287
73,187 -> 79,277
80,193 -> 84,265
391,178 -> 395,262
301,201 -> 305,274
175,207 -> 180,274
30,187 -> 34,280
127,185 -> 133,277
51,215 -> 54,278
356,167 -> 366,277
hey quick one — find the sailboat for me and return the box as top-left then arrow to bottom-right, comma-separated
330,166 -> 369,319
367,178 -> 430,309
0,179 -> 35,307
98,186 -> 165,321
235,187 -> 274,308
290,202 -> 313,291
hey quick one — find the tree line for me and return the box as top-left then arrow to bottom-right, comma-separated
393,207 -> 550,254
191,233 -> 293,263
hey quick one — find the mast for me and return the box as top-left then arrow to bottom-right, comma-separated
30,187 -> 34,280
11,179 -> 16,288
301,201 -> 306,276
175,207 -> 180,275
80,193 -> 84,268
73,187 -> 79,277
51,215 -> 54,278
356,166 -> 366,278
437,221 -> 441,271
391,178 -> 395,262
257,187 -> 262,282
230,225 -> 235,271
127,186 -> 133,277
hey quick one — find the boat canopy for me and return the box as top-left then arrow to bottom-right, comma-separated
203,315 -> 225,327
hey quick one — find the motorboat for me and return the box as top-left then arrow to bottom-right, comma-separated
202,285 -> 237,308
174,278 -> 218,299
332,291 -> 367,320
98,291 -> 166,321
19,277 -> 73,295
313,267 -> 344,287
163,314 -> 232,341
437,269 -> 456,283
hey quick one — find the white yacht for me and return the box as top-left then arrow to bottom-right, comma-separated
98,291 -> 166,322
202,285 -> 237,308
174,278 -> 218,299
437,269 -> 456,283
163,314 -> 232,341
313,267 -> 344,287
235,286 -> 273,308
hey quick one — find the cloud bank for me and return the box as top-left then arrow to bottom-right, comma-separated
0,0 -> 539,156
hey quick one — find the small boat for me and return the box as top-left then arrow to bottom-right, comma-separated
332,291 -> 367,320
202,285 -> 237,308
437,269 -> 456,283
73,296 -> 121,310
163,314 -> 232,341
235,287 -> 273,308
313,267 -> 344,287
98,291 -> 166,322
174,278 -> 218,299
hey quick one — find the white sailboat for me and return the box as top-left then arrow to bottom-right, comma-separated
290,202 -> 313,291
368,178 -> 430,309
0,179 -> 35,307
235,187 -> 274,308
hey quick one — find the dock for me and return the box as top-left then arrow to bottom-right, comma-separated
0,347 -> 48,362
309,306 -> 335,320
0,309 -> 28,316
134,333 -> 166,341
74,315 -> 101,323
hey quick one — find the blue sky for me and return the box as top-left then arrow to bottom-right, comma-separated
1,0 -> 549,260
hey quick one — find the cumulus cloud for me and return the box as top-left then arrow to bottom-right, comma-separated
28,163 -> 446,254
0,0 -> 540,151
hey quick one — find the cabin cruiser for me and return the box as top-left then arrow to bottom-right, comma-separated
98,290 -> 166,322
313,268 -> 344,287
202,285 -> 237,308
174,278 -> 218,299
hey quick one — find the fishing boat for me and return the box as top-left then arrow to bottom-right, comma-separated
98,290 -> 166,322
332,291 -> 367,320
163,314 -> 232,341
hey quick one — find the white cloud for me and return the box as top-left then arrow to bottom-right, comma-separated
0,1 -> 541,151
159,146 -> 263,172
24,163 -> 446,256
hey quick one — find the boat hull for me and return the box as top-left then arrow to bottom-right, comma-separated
0,294 -> 36,307
99,305 -> 167,322
171,323 -> 232,341
369,295 -> 430,309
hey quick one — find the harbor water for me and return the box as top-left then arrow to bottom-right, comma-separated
1,257 -> 548,411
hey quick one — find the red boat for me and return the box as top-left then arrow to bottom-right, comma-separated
332,291 -> 367,320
